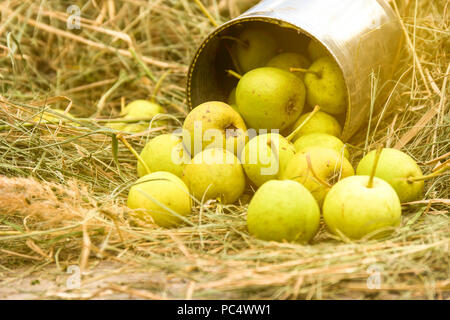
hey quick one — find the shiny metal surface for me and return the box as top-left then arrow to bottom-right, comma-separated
187,0 -> 403,141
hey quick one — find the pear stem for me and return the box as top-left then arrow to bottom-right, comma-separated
226,69 -> 242,80
193,0 -> 218,27
407,164 -> 449,183
290,67 -> 321,77
116,134 -> 151,175
431,159 -> 450,173
367,146 -> 383,188
306,153 -> 332,188
286,105 -> 321,142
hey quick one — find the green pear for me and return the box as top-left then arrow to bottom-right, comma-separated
228,87 -> 237,105
227,87 -> 240,113
127,171 -> 192,228
182,101 -> 248,156
232,28 -> 278,73
323,176 -> 402,240
247,180 -> 320,243
121,100 -> 164,117
121,100 -> 167,133
137,134 -> 191,178
241,133 -> 296,187
304,57 -> 347,115
294,133 -> 350,159
266,52 -> 311,80
308,39 -> 329,60
236,67 -> 306,131
282,147 -> 354,206
33,109 -> 78,126
356,148 -> 424,203
182,148 -> 246,204
122,122 -> 156,133
105,121 -> 126,131
288,111 -> 342,140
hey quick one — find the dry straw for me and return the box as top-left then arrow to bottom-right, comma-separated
0,0 -> 448,299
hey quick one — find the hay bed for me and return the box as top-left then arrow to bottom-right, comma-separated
0,0 -> 448,299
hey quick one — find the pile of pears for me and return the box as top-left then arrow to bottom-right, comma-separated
123,28 -> 431,243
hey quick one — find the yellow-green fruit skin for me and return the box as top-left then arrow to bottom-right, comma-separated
121,100 -> 164,117
33,109 -> 78,126
294,133 -> 350,159
288,111 -> 342,140
247,180 -> 320,243
233,28 -> 278,73
182,148 -> 246,204
182,101 -> 247,157
236,67 -> 306,130
282,147 -> 354,206
106,122 -> 125,131
266,52 -> 311,80
127,172 -> 192,228
304,57 -> 347,115
121,100 -> 166,132
227,88 -> 240,113
356,148 -> 424,203
241,133 -> 296,187
228,87 -> 237,105
137,134 -> 190,178
323,176 -> 402,240
308,40 -> 329,60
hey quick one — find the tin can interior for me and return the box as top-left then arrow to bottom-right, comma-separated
187,19 -> 348,130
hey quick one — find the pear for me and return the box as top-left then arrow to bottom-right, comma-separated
266,52 -> 311,80
288,111 -> 342,140
182,148 -> 246,204
228,87 -> 237,105
137,134 -> 191,178
241,133 -> 296,187
33,109 -> 78,126
120,100 -> 167,133
232,28 -> 278,73
105,121 -> 126,131
294,133 -> 350,159
356,148 -> 424,203
121,100 -> 164,117
308,39 -> 329,60
304,57 -> 347,115
282,147 -> 354,206
323,176 -> 402,240
227,87 -> 239,113
247,180 -> 320,243
127,171 -> 192,228
236,67 -> 306,131
182,101 -> 247,156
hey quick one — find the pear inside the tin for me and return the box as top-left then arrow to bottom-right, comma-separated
232,28 -> 278,73
236,67 -> 306,131
304,57 -> 347,115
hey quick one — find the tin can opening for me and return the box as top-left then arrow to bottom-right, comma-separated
187,19 -> 348,135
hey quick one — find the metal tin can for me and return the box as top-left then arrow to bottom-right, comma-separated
187,0 -> 403,141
